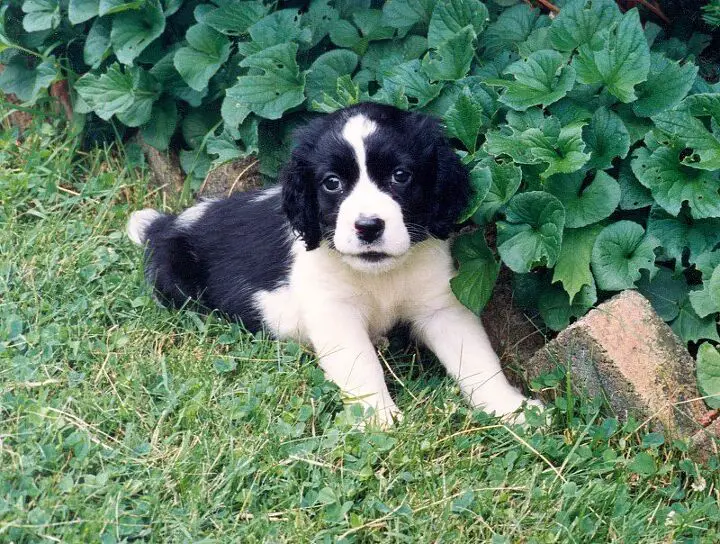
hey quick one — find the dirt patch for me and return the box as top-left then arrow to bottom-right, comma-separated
198,156 -> 265,199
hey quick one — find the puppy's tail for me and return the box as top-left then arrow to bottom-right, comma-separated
127,208 -> 162,245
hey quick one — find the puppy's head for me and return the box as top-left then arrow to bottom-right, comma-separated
281,103 -> 470,272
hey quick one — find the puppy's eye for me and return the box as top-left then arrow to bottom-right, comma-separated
321,176 -> 342,193
392,168 -> 412,185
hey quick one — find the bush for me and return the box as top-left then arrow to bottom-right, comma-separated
2,0 -> 720,397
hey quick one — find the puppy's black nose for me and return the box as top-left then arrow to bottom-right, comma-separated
354,216 -> 385,243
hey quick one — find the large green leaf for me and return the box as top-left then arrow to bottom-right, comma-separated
305,49 -> 359,109
329,9 -> 397,55
111,0 -> 165,65
382,0 -> 434,29
312,74 -> 364,113
450,231 -> 500,314
617,158 -> 653,210
140,96 -> 177,151
545,170 -> 620,228
98,0 -> 142,16
225,43 -> 306,121
491,49 -> 576,111
689,265 -> 720,318
497,191 -> 565,273
591,221 -> 658,291
151,48 -> 207,107
480,4 -> 548,58
538,281 -> 596,331
247,8 -> 312,50
22,0 -> 60,32
0,56 -> 57,103
443,86 -> 490,153
582,107 -> 630,170
573,9 -> 649,103
68,0 -> 99,24
473,160 -> 522,223
615,103 -> 653,145
83,17 -> 111,68
518,121 -> 590,178
421,26 -> 474,82
632,53 -> 697,118
485,113 -> 590,178
457,163 -> 492,223
196,1 -> 267,35
631,146 -> 720,219
549,0 -> 621,52
646,208 -> 720,266
427,0 -> 488,48
682,93 -> 720,125
636,267 -> 688,322
379,59 -> 442,108
552,224 -> 603,301
360,35 -> 427,80
671,299 -> 720,344
75,64 -> 160,124
205,128 -> 241,166
301,0 -> 340,50
173,24 -> 231,92
696,343 -> 720,409
652,111 -> 720,171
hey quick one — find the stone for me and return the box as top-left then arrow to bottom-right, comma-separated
526,290 -> 709,438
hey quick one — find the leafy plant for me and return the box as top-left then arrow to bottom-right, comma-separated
2,0 -> 720,401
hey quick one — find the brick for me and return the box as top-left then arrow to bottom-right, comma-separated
526,290 -> 709,438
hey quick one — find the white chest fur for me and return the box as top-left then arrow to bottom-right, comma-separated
254,237 -> 456,342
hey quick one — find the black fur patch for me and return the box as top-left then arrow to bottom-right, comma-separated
143,191 -> 292,330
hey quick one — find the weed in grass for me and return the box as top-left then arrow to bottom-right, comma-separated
1,122 -> 719,542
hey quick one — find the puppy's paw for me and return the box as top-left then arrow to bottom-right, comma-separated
481,396 -> 547,427
338,401 -> 402,431
505,398 -> 548,427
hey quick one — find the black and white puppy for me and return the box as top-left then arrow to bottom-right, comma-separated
128,103 -> 540,426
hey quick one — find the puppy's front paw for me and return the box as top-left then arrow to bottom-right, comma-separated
508,398 -> 547,426
338,401 -> 402,431
482,396 -> 547,426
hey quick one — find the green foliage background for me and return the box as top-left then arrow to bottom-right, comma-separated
2,0 -> 720,386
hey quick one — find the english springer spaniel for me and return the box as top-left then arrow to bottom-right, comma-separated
128,103 -> 541,426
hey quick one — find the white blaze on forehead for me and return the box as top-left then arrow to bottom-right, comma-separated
341,114 -> 377,179
334,114 -> 411,270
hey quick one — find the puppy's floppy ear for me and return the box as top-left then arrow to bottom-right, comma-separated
429,127 -> 471,240
281,151 -> 321,250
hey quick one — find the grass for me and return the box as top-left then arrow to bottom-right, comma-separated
1,119 -> 719,543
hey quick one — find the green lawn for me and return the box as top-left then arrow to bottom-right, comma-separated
1,122 -> 719,543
